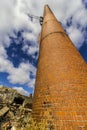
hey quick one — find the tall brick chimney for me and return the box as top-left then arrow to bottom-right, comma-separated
32,5 -> 87,129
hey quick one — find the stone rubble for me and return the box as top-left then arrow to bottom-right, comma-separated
0,86 -> 33,130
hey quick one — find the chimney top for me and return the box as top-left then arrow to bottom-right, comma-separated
44,5 -> 53,16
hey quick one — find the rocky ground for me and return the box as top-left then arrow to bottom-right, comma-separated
0,86 -> 33,130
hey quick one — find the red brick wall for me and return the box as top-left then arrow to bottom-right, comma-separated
33,5 -> 87,129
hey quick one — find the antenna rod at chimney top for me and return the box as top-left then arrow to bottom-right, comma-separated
27,13 -> 43,25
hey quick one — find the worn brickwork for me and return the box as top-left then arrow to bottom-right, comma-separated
32,5 -> 87,129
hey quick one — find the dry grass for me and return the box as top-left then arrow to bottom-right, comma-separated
23,117 -> 47,130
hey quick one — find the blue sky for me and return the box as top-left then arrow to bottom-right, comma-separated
0,0 -> 87,96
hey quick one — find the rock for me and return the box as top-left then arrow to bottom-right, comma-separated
0,86 -> 33,130
0,106 -> 9,117
2,121 -> 12,130
11,126 -> 16,130
6,111 -> 14,119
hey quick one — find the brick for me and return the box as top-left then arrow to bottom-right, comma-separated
32,5 -> 87,130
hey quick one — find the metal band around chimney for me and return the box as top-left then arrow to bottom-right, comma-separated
40,31 -> 67,43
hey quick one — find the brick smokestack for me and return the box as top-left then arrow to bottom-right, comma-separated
33,5 -> 87,129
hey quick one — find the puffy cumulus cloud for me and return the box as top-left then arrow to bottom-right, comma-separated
28,46 -> 39,55
67,26 -> 84,48
13,86 -> 29,96
0,0 -> 87,49
0,55 -> 36,87
53,0 -> 87,48
7,62 -> 36,85
0,57 -> 12,72
22,43 -> 39,55
0,0 -> 40,47
0,44 -> 7,58
82,0 -> 87,9
72,6 -> 87,27
28,78 -> 36,88
48,0 -> 87,48
7,63 -> 30,84
0,0 -> 87,90
22,32 -> 39,56
23,32 -> 36,42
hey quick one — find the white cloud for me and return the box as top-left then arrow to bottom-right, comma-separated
22,39 -> 39,55
28,78 -> 36,88
0,0 -> 87,49
0,0 -> 87,90
0,56 -> 36,87
0,0 -> 40,48
73,8 -> 87,27
0,44 -> 7,58
7,62 -> 36,85
23,32 -> 36,42
67,27 -> 84,48
22,44 -> 29,52
27,46 -> 39,55
0,57 -> 13,72
13,86 -> 29,96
